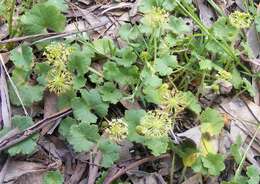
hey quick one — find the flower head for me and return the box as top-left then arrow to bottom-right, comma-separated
159,84 -> 188,115
143,7 -> 169,29
106,119 -> 128,142
136,110 -> 172,138
229,11 -> 252,29
44,42 -> 73,70
140,51 -> 150,62
217,70 -> 232,81
47,69 -> 72,95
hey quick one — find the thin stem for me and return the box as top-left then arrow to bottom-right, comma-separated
170,153 -> 175,184
8,0 -> 16,36
88,67 -> 104,78
207,0 -> 225,16
234,125 -> 260,180
179,166 -> 187,183
175,0 -> 236,60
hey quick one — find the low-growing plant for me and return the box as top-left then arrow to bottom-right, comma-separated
1,0 -> 260,183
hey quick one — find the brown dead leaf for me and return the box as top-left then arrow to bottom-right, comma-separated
3,160 -> 47,184
40,91 -> 58,135
219,97 -> 260,169
181,174 -> 202,184
129,172 -> 167,184
193,0 -> 215,27
0,64 -> 11,128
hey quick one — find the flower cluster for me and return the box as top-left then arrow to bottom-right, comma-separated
44,42 -> 73,95
217,70 -> 232,81
143,7 -> 169,29
44,42 -> 73,70
105,119 -> 128,142
47,70 -> 72,95
159,84 -> 188,115
136,110 -> 172,138
140,51 -> 150,62
229,11 -> 252,29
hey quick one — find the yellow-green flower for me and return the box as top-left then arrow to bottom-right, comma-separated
47,69 -> 72,95
140,51 -> 150,62
217,70 -> 232,81
229,11 -> 252,29
44,42 -> 73,70
106,119 -> 128,142
136,110 -> 172,138
143,7 -> 169,29
159,84 -> 188,115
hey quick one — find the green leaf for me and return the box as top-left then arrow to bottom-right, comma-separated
231,68 -> 243,89
43,171 -> 64,184
8,137 -> 38,156
230,136 -> 243,164
45,0 -> 68,12
212,17 -> 238,42
89,73 -> 104,85
72,75 -> 86,90
143,74 -> 162,88
114,47 -> 137,67
99,82 -> 123,104
68,50 -> 91,76
206,39 -> 226,55
117,66 -> 139,86
168,16 -> 191,34
69,122 -> 100,152
11,68 -> 29,86
10,45 -> 33,71
21,3 -> 65,34
154,54 -> 177,76
81,89 -> 109,118
144,137 -> 169,156
118,24 -> 141,41
192,156 -> 208,175
139,0 -> 160,13
201,153 -> 225,176
143,85 -> 163,104
243,78 -> 256,97
71,97 -> 97,123
103,62 -> 121,81
93,38 -> 116,56
98,138 -> 120,168
103,62 -> 139,85
7,116 -> 38,156
9,83 -> 44,107
173,140 -> 198,167
139,0 -> 175,13
124,109 -> 146,143
12,115 -> 33,130
246,165 -> 260,184
183,91 -> 201,114
34,63 -> 51,85
57,90 -> 75,110
58,117 -> 77,139
255,15 -> 260,33
200,108 -> 224,136
199,59 -> 213,71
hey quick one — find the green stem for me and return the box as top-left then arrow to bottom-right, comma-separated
88,67 -> 104,78
8,0 -> 16,36
196,71 -> 206,97
207,0 -> 225,16
234,125 -> 260,180
170,153 -> 175,184
180,166 -> 187,183
175,0 -> 236,60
